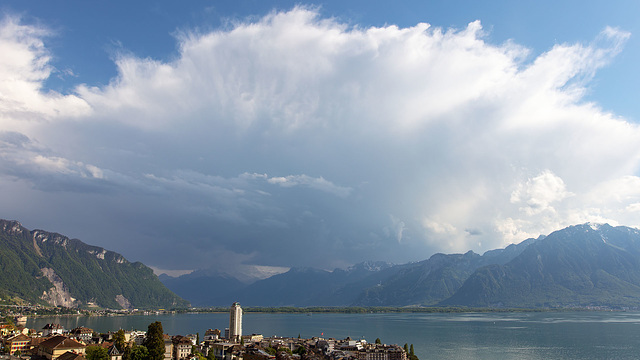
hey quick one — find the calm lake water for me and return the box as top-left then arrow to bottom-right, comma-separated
27,311 -> 640,360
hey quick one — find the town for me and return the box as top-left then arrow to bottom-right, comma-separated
1,303 -> 417,360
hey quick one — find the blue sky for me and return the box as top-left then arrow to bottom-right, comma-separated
13,0 -> 640,120
1,0 -> 640,277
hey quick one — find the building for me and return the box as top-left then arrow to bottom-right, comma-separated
36,335 -> 86,360
204,329 -> 221,341
130,330 -> 146,346
108,344 -> 123,360
241,334 -> 263,344
3,333 -> 30,355
0,324 -> 13,337
164,334 -> 173,360
70,327 -> 94,343
209,342 -> 239,360
172,335 -> 193,360
229,302 -> 242,343
356,345 -> 407,360
42,324 -> 65,337
57,351 -> 87,360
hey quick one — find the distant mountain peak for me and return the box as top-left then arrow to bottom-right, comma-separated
586,222 -> 605,231
347,260 -> 394,272
444,223 -> 640,308
0,219 -> 24,235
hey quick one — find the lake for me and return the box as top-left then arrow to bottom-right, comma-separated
27,311 -> 640,360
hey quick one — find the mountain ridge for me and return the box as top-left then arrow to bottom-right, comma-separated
442,223 -> 640,308
162,223 -> 640,309
6,218 -> 640,309
0,219 -> 188,309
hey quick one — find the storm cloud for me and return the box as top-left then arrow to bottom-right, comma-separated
1,8 -> 640,273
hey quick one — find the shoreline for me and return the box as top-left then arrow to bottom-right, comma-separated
16,305 -> 626,319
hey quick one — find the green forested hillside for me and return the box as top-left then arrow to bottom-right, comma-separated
0,219 -> 188,309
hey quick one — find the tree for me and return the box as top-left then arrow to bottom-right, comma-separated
123,345 -> 131,360
404,344 -> 409,353
294,346 -> 306,355
3,317 -> 15,329
408,344 -> 418,360
375,338 -> 381,344
129,345 -> 149,360
114,329 -> 127,353
206,348 -> 216,360
86,346 -> 109,360
143,321 -> 165,360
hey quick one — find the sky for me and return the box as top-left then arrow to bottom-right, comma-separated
2,0 -> 640,277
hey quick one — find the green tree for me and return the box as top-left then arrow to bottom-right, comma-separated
408,344 -> 418,360
375,338 -> 381,344
143,321 -> 165,360
2,317 -> 15,329
114,329 -> 127,353
404,344 -> 409,353
206,348 -> 216,360
129,345 -> 149,360
123,345 -> 131,360
86,346 -> 110,360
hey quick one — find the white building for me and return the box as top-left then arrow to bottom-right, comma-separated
229,302 -> 242,343
42,323 -> 64,337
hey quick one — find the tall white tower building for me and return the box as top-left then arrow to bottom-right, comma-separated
229,302 -> 242,343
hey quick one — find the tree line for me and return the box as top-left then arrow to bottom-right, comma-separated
85,321 -> 166,360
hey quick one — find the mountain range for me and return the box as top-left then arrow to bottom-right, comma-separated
0,219 -> 188,309
161,223 -> 640,309
4,217 -> 640,309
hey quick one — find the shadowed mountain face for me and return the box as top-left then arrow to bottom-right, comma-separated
352,238 -> 539,306
0,219 -> 188,309
161,237 -> 539,307
163,224 -> 640,309
159,269 -> 247,307
443,224 -> 640,308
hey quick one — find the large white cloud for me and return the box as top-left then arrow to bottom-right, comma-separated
0,16 -> 90,134
1,8 -> 640,271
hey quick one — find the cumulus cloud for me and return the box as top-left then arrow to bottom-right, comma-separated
1,8 -> 640,270
511,170 -> 572,215
0,16 -> 90,134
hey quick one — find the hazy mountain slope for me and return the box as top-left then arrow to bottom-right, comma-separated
443,224 -> 640,308
352,237 -> 539,306
160,269 -> 247,307
231,261 -> 396,307
161,236 -> 541,307
0,219 -> 188,309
